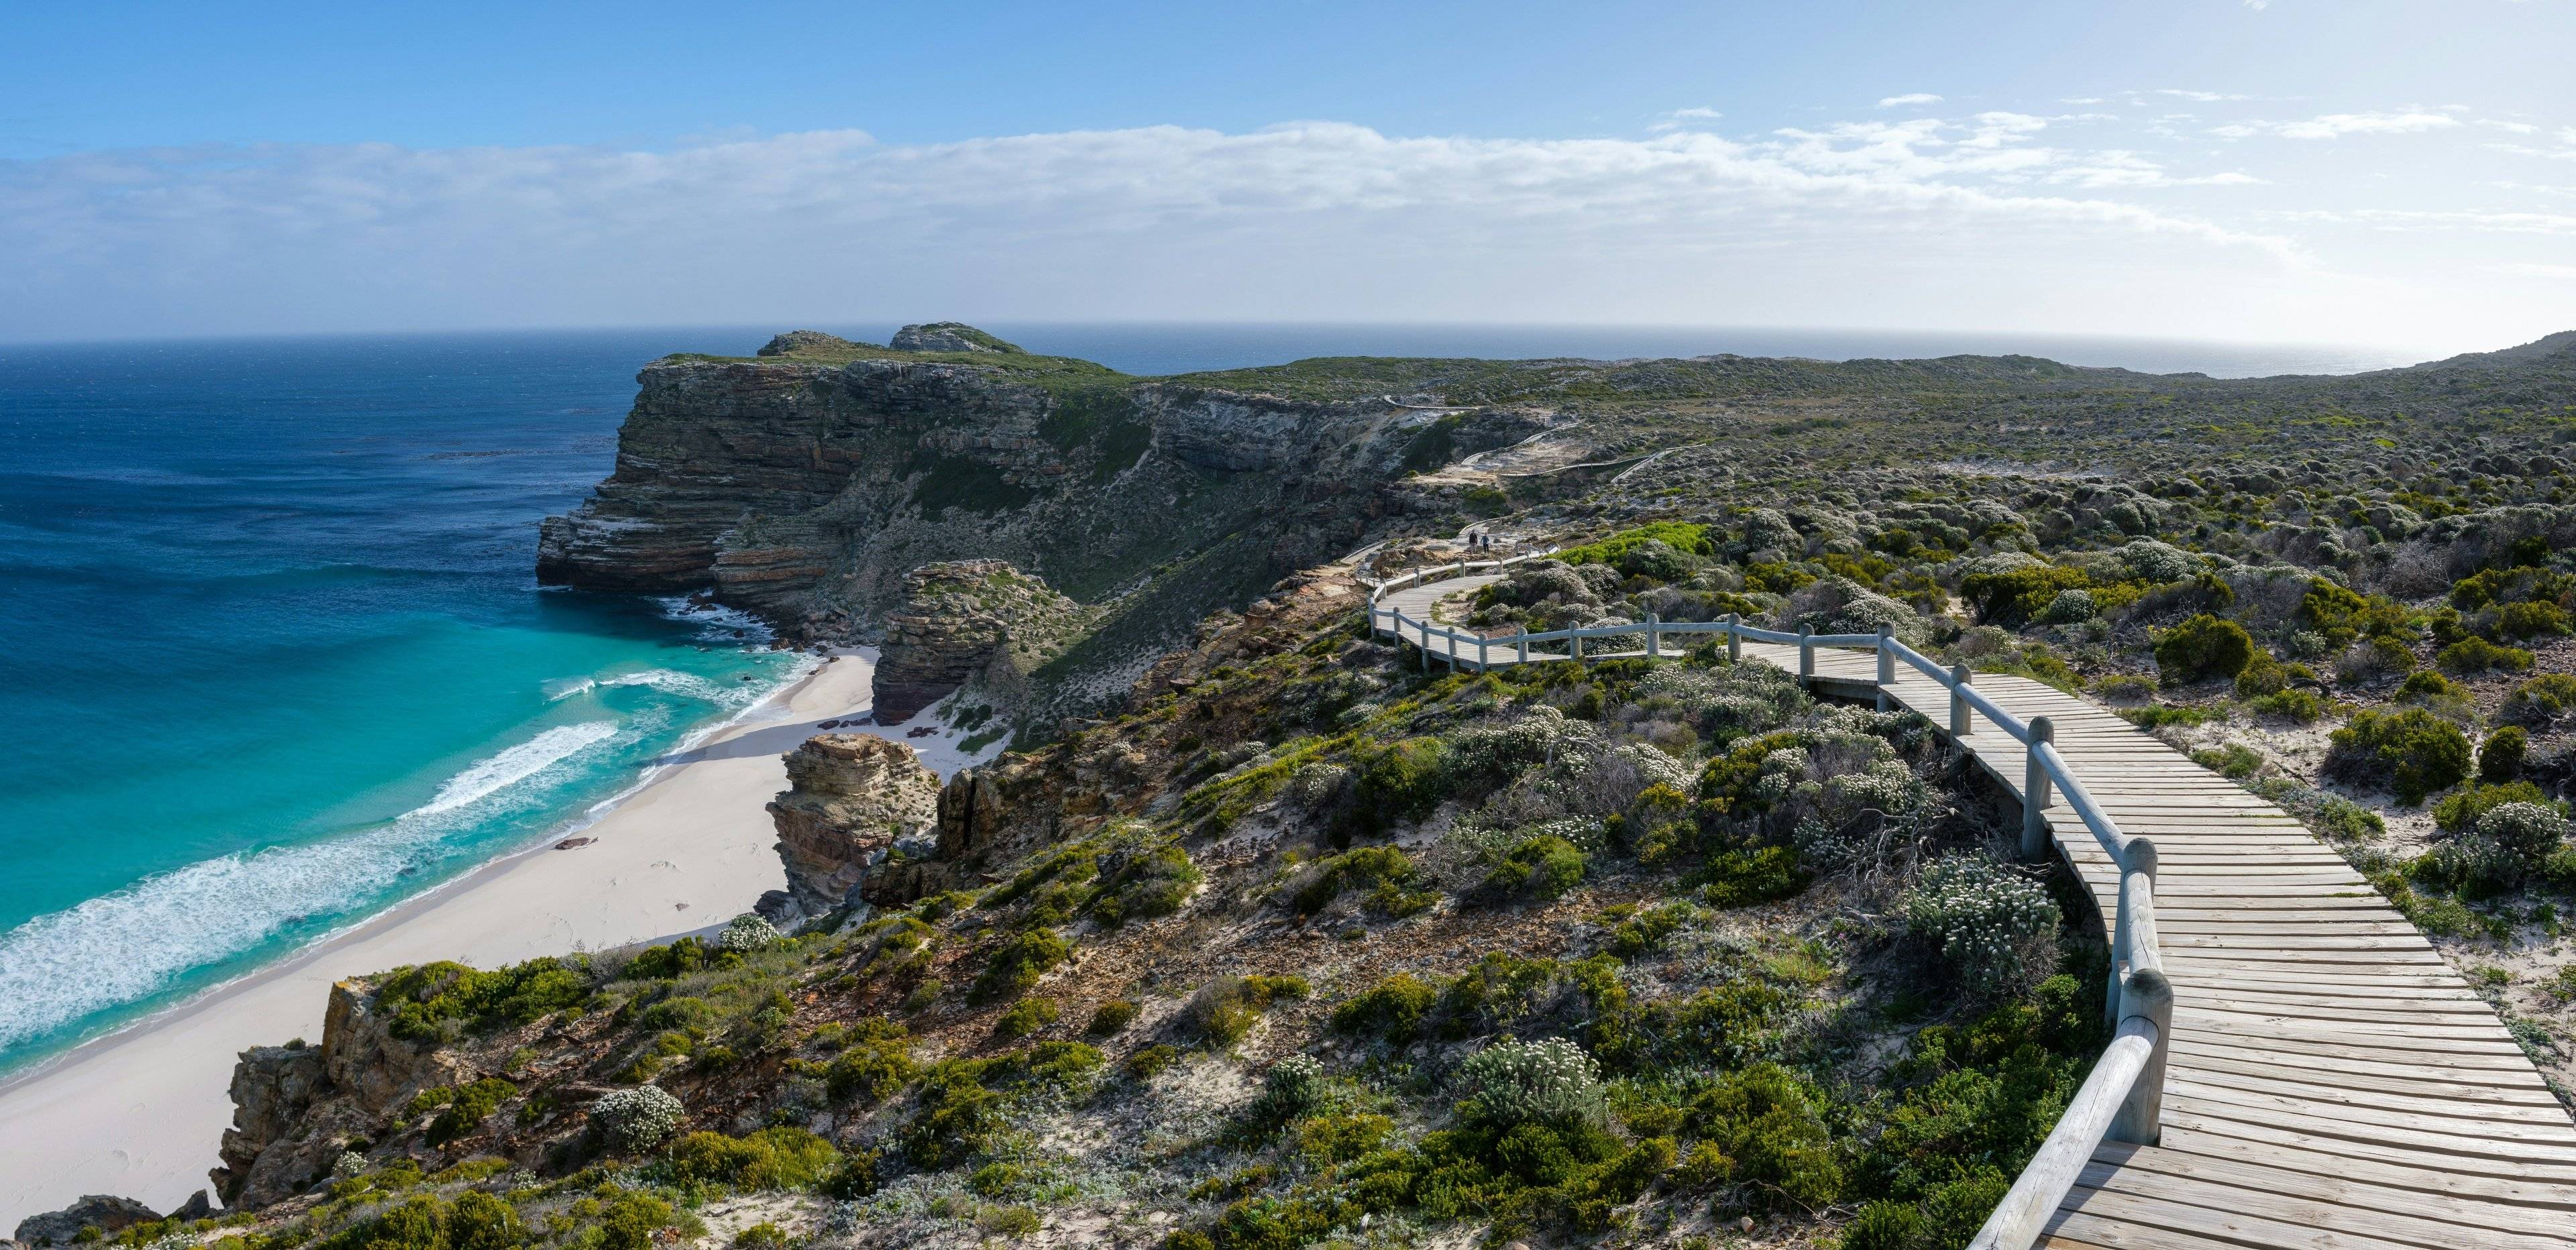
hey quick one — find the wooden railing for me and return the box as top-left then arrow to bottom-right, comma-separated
1366,563 -> 2171,1250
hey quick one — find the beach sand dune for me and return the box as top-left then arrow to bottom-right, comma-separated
0,649 -> 885,1224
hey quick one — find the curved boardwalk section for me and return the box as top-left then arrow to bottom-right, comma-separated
1379,573 -> 2576,1249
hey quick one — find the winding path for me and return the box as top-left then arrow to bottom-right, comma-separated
1380,573 -> 2576,1249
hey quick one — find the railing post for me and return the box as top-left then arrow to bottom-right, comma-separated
1572,630 -> 1584,663
1646,612 -> 1660,659
1477,634 -> 1489,673
1724,614 -> 1741,663
2022,717 -> 2054,860
1797,626 -> 1815,685
1874,624 -> 1894,711
2110,840 -> 2169,1146
1516,632 -> 1528,664
1949,665 -> 1972,738
1445,628 -> 1458,671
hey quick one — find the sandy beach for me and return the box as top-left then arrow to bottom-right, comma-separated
0,648 -> 892,1225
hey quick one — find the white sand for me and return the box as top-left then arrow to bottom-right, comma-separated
0,648 -> 891,1225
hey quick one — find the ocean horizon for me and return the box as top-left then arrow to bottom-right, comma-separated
0,321 -> 2425,1078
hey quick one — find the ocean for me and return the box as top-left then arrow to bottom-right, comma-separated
0,323 -> 2420,1076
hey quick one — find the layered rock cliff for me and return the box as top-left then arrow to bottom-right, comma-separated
537,327 -> 1544,726
764,734 -> 943,916
873,560 -> 1084,723
212,980 -> 451,1209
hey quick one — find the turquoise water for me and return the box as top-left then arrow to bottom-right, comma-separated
0,331 -> 816,1074
0,323 -> 2400,1077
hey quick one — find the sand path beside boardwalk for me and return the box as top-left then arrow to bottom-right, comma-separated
0,649 -> 885,1225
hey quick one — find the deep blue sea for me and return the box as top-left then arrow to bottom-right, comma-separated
0,323 -> 2417,1076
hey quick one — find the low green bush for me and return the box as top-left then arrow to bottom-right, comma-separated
665,1127 -> 841,1192
1695,846 -> 1811,908
1184,974 -> 1310,1046
1329,974 -> 1439,1043
969,930 -> 1074,1003
822,1021 -> 917,1104
1289,844 -> 1435,917
2327,707 -> 2473,803
2438,636 -> 2533,675
994,997 -> 1059,1039
2482,726 -> 2528,783
423,1078 -> 514,1147
2153,614 -> 2257,685
375,956 -> 590,1042
1087,1000 -> 1139,1035
2502,673 -> 2576,726
1483,834 -> 1586,902
2245,688 -> 2326,722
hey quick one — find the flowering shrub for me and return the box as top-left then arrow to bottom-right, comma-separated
719,914 -> 782,953
592,1084 -> 686,1153
2478,801 -> 2570,862
1456,1037 -> 1609,1132
2040,589 -> 2096,624
1903,856 -> 2059,997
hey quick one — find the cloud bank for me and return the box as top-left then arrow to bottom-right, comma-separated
0,109 -> 2562,349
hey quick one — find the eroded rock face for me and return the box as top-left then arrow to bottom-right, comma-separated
767,734 -> 943,914
13,1196 -> 160,1246
874,561 -> 1082,722
757,330 -> 857,357
211,980 -> 452,1209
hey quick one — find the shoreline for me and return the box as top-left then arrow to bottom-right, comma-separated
0,647 -> 885,1225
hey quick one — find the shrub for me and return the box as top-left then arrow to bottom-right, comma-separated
2502,674 -> 2576,727
1697,846 -> 1811,909
665,1127 -> 841,1192
1960,565 -> 2091,629
2153,614 -> 2257,685
2314,795 -> 2386,842
2246,689 -> 2326,722
1091,842 -> 1201,925
2327,708 -> 2473,804
2039,589 -> 2096,624
1289,845 -> 1435,917
592,1085 -> 686,1153
1351,737 -> 1452,834
1183,974 -> 1309,1047
718,914 -> 782,954
1558,522 -> 1715,567
375,956 -> 590,1042
1483,834 -> 1586,902
424,1078 -> 514,1147
1456,1037 -> 1609,1132
1688,1064 -> 1843,1212
1087,1000 -> 1139,1035
1244,1056 -> 1332,1132
822,1021 -> 917,1104
2438,636 -> 2533,675
2423,832 -> 2523,897
2398,670 -> 2459,702
970,931 -> 1073,1003
1126,1044 -> 1183,1079
2483,726 -> 2529,783
1330,974 -> 1440,1043
1903,856 -> 2059,998
2480,802 -> 2572,863
994,997 -> 1059,1039
2233,656 -> 2288,697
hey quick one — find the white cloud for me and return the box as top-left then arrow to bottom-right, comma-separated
0,119 -> 2313,341
1878,93 -> 1943,108
2217,110 -> 2464,140
1650,107 -> 1724,133
2157,89 -> 2249,103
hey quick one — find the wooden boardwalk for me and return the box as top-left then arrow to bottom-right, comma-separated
1381,577 -> 2576,1248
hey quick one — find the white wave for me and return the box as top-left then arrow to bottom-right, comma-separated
542,677 -> 597,701
0,719 -> 625,1053
653,595 -> 775,643
412,722 -> 619,815
596,668 -> 763,708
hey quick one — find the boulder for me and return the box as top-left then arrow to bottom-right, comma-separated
14,1196 -> 158,1246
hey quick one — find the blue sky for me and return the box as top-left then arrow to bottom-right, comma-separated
4,0 -> 2573,351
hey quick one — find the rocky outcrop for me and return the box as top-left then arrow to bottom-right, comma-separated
757,330 -> 858,357
212,980 -> 452,1210
13,1196 -> 160,1246
891,323 -> 1022,354
874,561 -> 1083,722
767,734 -> 943,915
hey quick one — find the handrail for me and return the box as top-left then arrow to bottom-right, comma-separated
1370,559 -> 2169,1250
